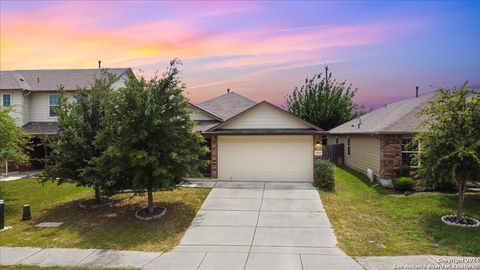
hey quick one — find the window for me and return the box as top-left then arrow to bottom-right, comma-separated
2,93 -> 12,107
401,138 -> 420,167
49,94 -> 60,117
347,136 -> 351,156
335,136 -> 339,144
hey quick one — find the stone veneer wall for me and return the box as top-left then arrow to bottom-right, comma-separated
379,135 -> 402,179
210,136 -> 218,178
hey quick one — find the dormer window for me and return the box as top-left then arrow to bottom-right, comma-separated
2,93 -> 12,107
49,94 -> 60,117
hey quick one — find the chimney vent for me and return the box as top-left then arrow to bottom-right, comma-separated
227,88 -> 230,94
98,60 -> 101,69
37,77 -> 40,83
415,86 -> 419,97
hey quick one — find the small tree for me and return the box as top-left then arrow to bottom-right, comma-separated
42,72 -> 117,204
0,108 -> 31,174
96,59 -> 208,214
285,66 -> 364,130
414,84 -> 480,223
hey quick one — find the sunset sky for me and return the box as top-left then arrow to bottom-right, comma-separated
1,1 -> 479,109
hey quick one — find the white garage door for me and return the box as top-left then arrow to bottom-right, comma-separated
217,135 -> 313,181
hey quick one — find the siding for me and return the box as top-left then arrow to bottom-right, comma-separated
110,73 -> 129,90
191,107 -> 216,121
328,134 -> 381,176
29,92 -> 75,122
1,90 -> 23,126
222,103 -> 311,129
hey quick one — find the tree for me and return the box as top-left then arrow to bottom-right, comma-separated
41,72 -> 117,204
414,84 -> 480,223
0,108 -> 31,173
285,66 -> 363,130
95,59 -> 208,214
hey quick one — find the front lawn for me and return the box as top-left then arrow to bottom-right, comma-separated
0,179 -> 210,252
320,167 -> 480,256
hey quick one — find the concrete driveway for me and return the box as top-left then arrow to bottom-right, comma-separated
144,181 -> 363,270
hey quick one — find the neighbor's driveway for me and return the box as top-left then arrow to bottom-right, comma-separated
144,181 -> 363,270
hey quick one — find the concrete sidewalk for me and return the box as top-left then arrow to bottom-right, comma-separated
0,170 -> 40,182
0,246 -> 162,268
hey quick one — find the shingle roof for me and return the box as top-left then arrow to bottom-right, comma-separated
0,71 -> 22,90
23,122 -> 59,135
329,92 -> 438,135
196,91 -> 257,120
0,68 -> 131,91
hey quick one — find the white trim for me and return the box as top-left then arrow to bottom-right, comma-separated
48,94 -> 60,119
2,93 -> 12,108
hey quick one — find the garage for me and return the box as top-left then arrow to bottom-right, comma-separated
217,135 -> 314,181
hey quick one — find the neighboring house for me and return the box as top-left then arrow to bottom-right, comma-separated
327,92 -> 437,186
191,91 -> 325,181
0,68 -> 133,171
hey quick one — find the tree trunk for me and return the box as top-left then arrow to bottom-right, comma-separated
456,178 -> 466,221
147,188 -> 154,214
94,185 -> 101,204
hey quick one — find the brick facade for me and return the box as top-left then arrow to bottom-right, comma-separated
379,135 -> 402,179
210,135 -> 218,178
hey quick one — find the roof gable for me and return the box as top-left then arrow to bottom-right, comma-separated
196,91 -> 257,120
329,92 -> 437,134
189,103 -> 223,121
207,101 -> 323,132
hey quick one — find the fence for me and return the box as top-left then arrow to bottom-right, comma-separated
322,144 -> 344,166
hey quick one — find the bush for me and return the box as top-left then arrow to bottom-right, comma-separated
393,177 -> 415,190
314,160 -> 335,191
393,165 -> 411,177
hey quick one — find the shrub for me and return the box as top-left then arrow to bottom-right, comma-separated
393,177 -> 415,190
314,160 -> 335,191
393,165 -> 411,177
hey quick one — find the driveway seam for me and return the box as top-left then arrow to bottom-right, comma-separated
74,249 -> 98,266
299,254 -> 305,270
242,181 -> 266,270
195,252 -> 208,270
139,253 -> 163,269
15,248 -> 44,265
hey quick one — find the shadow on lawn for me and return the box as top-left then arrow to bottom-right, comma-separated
34,194 -> 198,250
337,166 -> 397,195
419,194 -> 480,256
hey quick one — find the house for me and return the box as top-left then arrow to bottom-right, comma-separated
191,91 -> 325,181
0,68 -> 133,171
2,68 -> 325,181
327,91 -> 437,186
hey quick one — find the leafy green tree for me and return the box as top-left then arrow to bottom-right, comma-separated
42,72 -> 117,203
285,66 -> 363,130
414,84 -> 480,222
95,60 -> 208,214
0,108 -> 31,172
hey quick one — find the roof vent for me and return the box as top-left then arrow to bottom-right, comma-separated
37,77 -> 40,83
415,86 -> 419,97
227,88 -> 230,94
98,60 -> 102,69
358,118 -> 362,129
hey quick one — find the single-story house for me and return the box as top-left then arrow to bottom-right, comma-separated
327,91 -> 437,185
191,91 -> 325,182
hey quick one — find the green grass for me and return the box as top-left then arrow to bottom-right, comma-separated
2,266 -> 136,270
320,166 -> 480,256
0,179 -> 210,252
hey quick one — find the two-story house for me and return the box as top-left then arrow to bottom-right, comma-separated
1,68 -> 133,173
